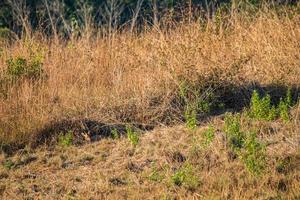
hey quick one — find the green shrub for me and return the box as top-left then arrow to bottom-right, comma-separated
249,89 -> 293,122
278,89 -> 292,122
127,126 -> 139,147
58,131 -> 73,147
179,81 -> 216,130
224,113 -> 245,150
241,132 -> 266,175
171,164 -> 199,191
0,28 -> 13,42
6,57 -> 27,78
5,54 -> 44,81
149,169 -> 164,182
249,90 -> 277,121
202,125 -> 215,147
111,128 -> 119,140
2,159 -> 14,170
184,105 -> 197,130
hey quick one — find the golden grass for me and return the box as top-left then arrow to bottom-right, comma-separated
0,6 -> 300,198
0,112 -> 299,199
0,7 -> 300,146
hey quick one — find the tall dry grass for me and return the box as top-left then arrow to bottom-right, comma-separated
0,7 -> 299,146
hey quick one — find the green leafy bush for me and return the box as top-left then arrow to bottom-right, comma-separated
202,125 -> 215,147
127,126 -> 139,147
171,164 -> 199,191
224,113 -> 245,150
179,81 -> 217,130
0,28 -> 13,42
111,128 -> 119,140
149,169 -> 164,182
5,54 -> 44,81
248,90 -> 277,121
248,89 -> 293,122
2,159 -> 14,170
58,131 -> 73,147
184,105 -> 197,130
241,132 -> 266,175
6,57 -> 27,78
278,89 -> 292,122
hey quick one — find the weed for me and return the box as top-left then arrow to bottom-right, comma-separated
171,169 -> 185,186
58,131 -> 73,147
2,159 -> 14,170
6,57 -> 27,78
126,126 -> 139,147
111,128 -> 119,140
5,54 -> 44,82
171,164 -> 199,191
149,169 -> 164,182
278,89 -> 292,122
184,105 -> 197,130
241,132 -> 266,175
0,27 -> 13,42
248,90 -> 277,121
202,125 -> 215,147
223,113 -> 266,175
224,113 -> 245,150
249,89 -> 293,122
179,81 -> 216,130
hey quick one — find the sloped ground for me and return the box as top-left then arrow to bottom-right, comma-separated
1,107 -> 299,200
0,7 -> 300,200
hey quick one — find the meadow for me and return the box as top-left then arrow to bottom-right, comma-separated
0,2 -> 300,199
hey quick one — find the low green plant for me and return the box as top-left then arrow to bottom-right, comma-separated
278,89 -> 292,122
202,125 -> 215,147
224,113 -> 245,150
248,90 -> 277,121
111,128 -> 119,140
126,126 -> 139,147
184,105 -> 197,130
2,159 -> 14,170
249,89 -> 293,122
171,164 -> 199,191
241,132 -> 266,175
58,131 -> 73,147
149,169 -> 164,182
0,27 -> 13,42
179,81 -> 216,130
223,112 -> 267,175
5,54 -> 43,81
6,57 -> 27,78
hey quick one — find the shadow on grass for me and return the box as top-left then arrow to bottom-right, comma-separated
1,82 -> 299,156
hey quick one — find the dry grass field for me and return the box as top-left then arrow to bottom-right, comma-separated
0,5 -> 300,200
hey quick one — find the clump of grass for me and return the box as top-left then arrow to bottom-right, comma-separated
171,164 -> 199,191
58,131 -> 73,147
126,126 -> 139,147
